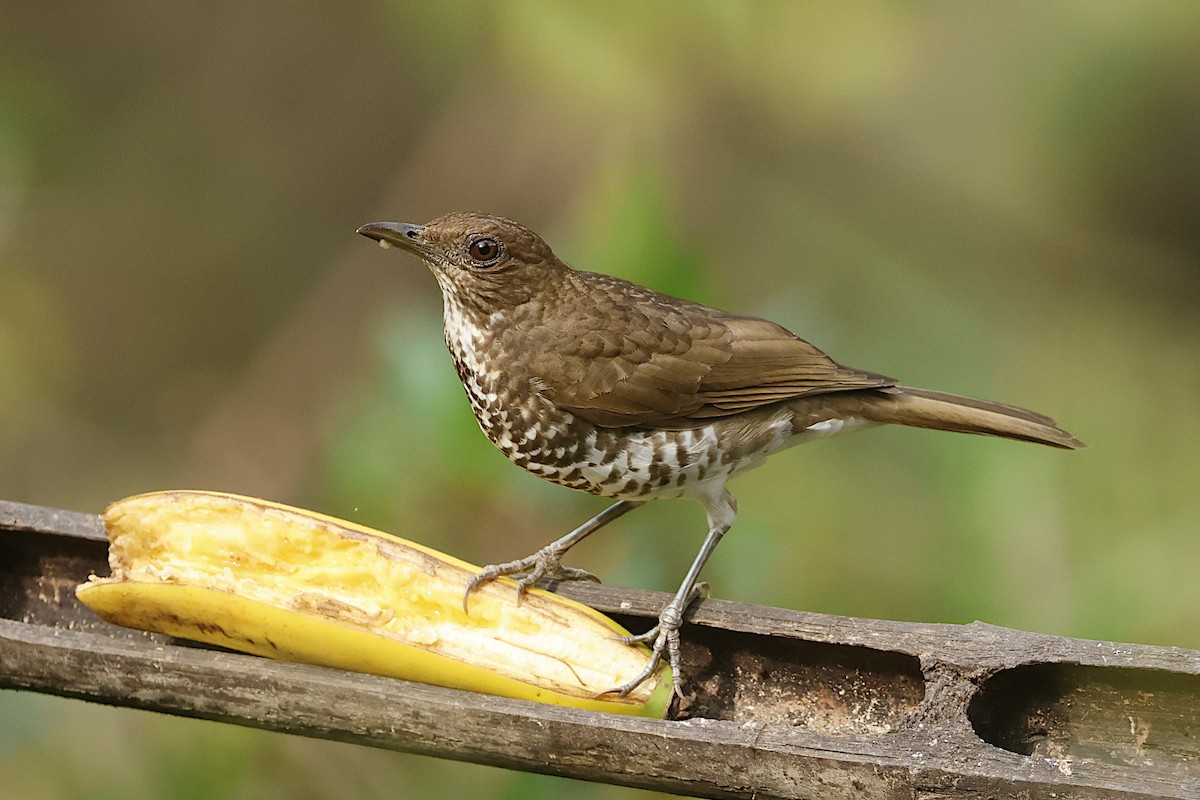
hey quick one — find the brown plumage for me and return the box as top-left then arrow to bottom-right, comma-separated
358,212 -> 1083,698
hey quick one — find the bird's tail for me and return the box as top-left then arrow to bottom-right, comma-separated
869,386 -> 1085,450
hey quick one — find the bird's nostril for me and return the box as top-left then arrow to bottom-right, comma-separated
406,229 -> 419,239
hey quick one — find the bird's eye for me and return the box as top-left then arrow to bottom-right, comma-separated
468,237 -> 501,263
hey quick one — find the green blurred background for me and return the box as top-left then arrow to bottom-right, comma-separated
2,2 -> 1198,798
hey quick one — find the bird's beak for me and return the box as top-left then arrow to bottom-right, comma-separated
356,222 -> 430,256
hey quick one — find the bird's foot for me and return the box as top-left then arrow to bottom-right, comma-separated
463,546 -> 600,612
602,583 -> 709,700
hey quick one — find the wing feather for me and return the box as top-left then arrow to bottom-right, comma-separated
527,272 -> 895,428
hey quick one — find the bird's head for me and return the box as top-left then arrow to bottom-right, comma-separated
357,212 -> 564,315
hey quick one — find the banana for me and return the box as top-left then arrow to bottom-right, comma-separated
76,491 -> 671,717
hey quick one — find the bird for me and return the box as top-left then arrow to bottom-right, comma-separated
357,212 -> 1083,698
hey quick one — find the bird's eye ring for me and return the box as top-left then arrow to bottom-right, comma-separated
468,237 -> 502,263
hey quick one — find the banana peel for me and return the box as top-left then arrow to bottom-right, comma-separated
76,491 -> 671,717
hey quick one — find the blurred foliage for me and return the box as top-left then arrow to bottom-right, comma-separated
2,2 -> 1199,799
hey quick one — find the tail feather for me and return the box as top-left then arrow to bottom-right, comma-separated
872,386 -> 1085,450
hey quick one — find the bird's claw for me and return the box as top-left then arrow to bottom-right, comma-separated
462,548 -> 601,613
600,582 -> 709,699
598,620 -> 684,700
602,611 -> 690,699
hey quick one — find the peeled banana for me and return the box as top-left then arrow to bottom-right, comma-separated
77,491 -> 670,716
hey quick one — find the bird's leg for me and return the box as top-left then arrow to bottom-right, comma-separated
605,491 -> 737,700
463,499 -> 645,611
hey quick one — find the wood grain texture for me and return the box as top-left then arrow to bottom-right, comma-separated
2,500 -> 1197,799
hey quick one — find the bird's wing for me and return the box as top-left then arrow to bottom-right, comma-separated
525,275 -> 894,428
689,316 -> 894,416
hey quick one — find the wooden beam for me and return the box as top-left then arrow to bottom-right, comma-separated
2,500 -> 1197,799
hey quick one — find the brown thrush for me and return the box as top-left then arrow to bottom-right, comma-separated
357,212 -> 1083,698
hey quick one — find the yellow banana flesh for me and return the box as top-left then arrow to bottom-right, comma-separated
76,491 -> 671,717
